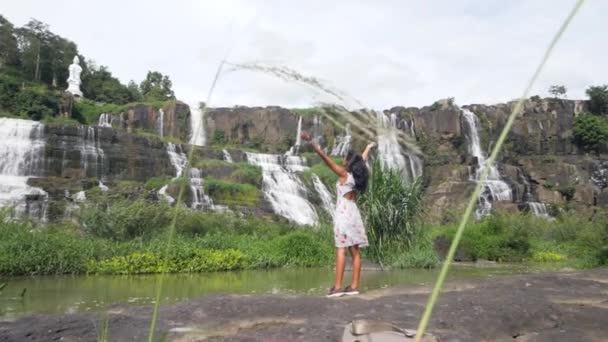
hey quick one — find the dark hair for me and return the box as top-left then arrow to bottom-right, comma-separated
345,150 -> 369,193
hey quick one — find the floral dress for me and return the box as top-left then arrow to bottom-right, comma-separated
333,173 -> 369,248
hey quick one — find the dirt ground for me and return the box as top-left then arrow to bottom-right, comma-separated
1,268 -> 607,341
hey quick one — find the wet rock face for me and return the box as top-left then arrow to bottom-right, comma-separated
204,106 -> 301,152
43,124 -> 174,182
124,101 -> 191,141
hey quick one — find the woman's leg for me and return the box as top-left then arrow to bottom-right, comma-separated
348,245 -> 361,289
334,247 -> 347,289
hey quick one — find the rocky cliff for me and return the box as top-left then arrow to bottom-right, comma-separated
3,98 -> 606,225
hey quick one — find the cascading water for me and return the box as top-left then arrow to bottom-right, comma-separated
222,149 -> 233,163
246,152 -> 318,225
312,174 -> 335,219
331,123 -> 352,156
188,167 -> 214,210
285,116 -> 303,156
161,143 -> 214,209
189,103 -> 206,146
519,168 -> 551,219
375,110 -> 422,182
78,126 -> 105,178
98,113 -> 113,128
461,108 -> 512,218
0,118 -> 48,220
158,109 -> 165,138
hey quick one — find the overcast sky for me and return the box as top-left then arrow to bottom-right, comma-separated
3,0 -> 606,109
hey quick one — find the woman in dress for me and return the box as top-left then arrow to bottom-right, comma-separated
301,131 -> 375,297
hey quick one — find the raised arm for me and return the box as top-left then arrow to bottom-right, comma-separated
362,142 -> 377,162
301,132 -> 347,178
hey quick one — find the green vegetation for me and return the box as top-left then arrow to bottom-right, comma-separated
548,85 -> 567,99
0,206 -> 334,276
0,15 -> 175,123
434,213 -> 608,268
204,177 -> 260,206
573,112 -> 608,153
586,85 -> 608,115
144,177 -> 172,191
359,161 -> 433,267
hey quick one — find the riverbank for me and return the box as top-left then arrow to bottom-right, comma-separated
1,267 -> 606,341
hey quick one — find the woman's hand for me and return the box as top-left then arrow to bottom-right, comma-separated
301,131 -> 313,142
367,142 -> 377,149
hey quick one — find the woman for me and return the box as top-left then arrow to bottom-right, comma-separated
301,131 -> 375,297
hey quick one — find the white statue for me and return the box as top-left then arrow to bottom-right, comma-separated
66,56 -> 83,97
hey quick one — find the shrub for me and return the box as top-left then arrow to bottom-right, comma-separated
212,130 -> 226,145
573,112 -> 608,152
73,99 -> 124,125
144,176 -> 171,191
230,164 -> 263,186
204,177 -> 260,205
80,199 -> 171,240
359,161 -> 425,264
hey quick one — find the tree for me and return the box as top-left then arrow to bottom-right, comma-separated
127,80 -> 142,102
586,85 -> 608,115
140,71 -> 175,102
548,85 -> 567,99
0,15 -> 20,69
573,112 -> 608,153
81,63 -> 135,104
15,19 -> 52,82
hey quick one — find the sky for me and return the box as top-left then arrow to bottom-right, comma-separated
3,0 -> 606,109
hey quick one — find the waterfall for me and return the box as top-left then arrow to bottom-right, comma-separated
528,202 -> 550,218
312,174 -> 335,219
188,167 -> 214,210
158,108 -> 165,138
162,143 -> 214,209
222,149 -> 233,163
0,118 -> 48,220
99,181 -> 109,192
376,110 -> 422,182
331,123 -> 352,157
78,126 -> 105,178
189,103 -> 206,146
74,191 -> 87,202
461,108 -> 512,218
591,161 -> 608,190
246,152 -> 318,225
519,168 -> 552,219
98,113 -> 113,128
285,116 -> 303,156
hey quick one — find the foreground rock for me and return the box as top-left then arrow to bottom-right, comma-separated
1,268 -> 607,341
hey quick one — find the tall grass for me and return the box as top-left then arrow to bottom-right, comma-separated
359,161 -> 427,266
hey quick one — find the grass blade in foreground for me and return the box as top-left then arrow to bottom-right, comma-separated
414,1 -> 586,340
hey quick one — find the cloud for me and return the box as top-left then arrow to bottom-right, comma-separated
2,0 -> 606,109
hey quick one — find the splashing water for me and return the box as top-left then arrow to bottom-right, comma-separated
461,108 -> 512,218
246,152 -> 318,225
226,62 -> 360,107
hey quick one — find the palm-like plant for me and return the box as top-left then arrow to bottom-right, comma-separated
359,160 -> 424,266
